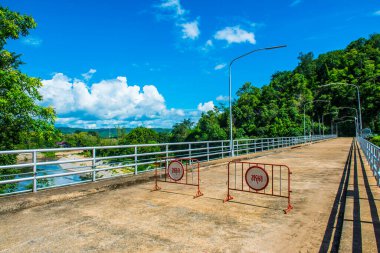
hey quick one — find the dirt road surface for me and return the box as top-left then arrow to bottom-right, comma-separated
1,138 -> 379,252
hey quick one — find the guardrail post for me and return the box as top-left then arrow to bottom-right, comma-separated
261,139 -> 264,152
236,140 -> 239,156
33,151 -> 37,193
92,148 -> 96,182
207,142 -> 210,161
134,146 -> 138,175
254,139 -> 256,153
246,140 -> 249,154
221,141 -> 224,158
189,143 -> 192,159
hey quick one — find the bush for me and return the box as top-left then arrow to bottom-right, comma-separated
370,136 -> 380,147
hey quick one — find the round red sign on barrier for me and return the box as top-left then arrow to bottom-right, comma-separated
245,166 -> 269,191
168,160 -> 184,181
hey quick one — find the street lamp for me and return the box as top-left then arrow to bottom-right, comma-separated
337,107 -> 359,136
323,106 -> 358,135
322,112 -> 337,135
337,106 -> 358,119
335,116 -> 358,136
303,100 -> 329,138
334,119 -> 355,137
319,83 -> 362,134
228,45 -> 287,156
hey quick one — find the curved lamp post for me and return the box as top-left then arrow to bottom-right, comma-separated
322,111 -> 338,135
303,100 -> 329,137
228,45 -> 287,156
336,116 -> 358,136
319,83 -> 362,134
337,106 -> 358,119
323,106 -> 358,135
334,119 -> 356,137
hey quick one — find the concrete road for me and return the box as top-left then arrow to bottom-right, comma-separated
0,138 -> 378,252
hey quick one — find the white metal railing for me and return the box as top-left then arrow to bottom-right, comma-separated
358,137 -> 380,186
0,134 -> 336,195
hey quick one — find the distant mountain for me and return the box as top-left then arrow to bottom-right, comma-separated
57,127 -> 171,138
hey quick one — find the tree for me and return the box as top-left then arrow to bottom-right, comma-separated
189,111 -> 227,141
171,119 -> 194,142
0,7 -> 56,151
0,7 -> 57,192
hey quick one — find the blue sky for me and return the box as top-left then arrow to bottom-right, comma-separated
3,0 -> 380,128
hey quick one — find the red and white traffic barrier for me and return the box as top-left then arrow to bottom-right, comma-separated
224,159 -> 293,213
152,157 -> 203,198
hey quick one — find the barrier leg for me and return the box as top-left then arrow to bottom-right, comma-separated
223,165 -> 233,202
194,163 -> 203,198
223,193 -> 234,203
194,186 -> 203,198
283,171 -> 293,214
152,164 -> 161,191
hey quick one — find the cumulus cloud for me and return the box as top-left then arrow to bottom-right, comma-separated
181,20 -> 200,39
197,101 -> 215,112
81,69 -> 97,80
216,95 -> 229,102
214,26 -> 256,45
158,0 -> 185,17
214,63 -> 226,70
39,73 -> 196,128
156,0 -> 200,41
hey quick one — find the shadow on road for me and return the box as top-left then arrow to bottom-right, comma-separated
319,140 -> 380,252
319,139 -> 353,252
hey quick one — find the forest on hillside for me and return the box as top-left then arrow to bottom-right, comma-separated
32,33 -> 380,148
1,6 -> 380,194
168,33 -> 380,142
1,6 -> 379,154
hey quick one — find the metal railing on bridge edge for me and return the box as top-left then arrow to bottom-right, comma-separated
357,137 -> 380,186
0,135 -> 336,196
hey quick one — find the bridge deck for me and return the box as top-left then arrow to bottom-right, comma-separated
0,138 -> 379,252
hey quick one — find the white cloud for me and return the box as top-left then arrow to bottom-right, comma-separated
374,10 -> 380,16
181,20 -> 200,39
22,36 -> 42,46
39,73 -> 203,128
201,39 -> 213,52
290,0 -> 302,6
216,95 -> 229,102
159,0 -> 185,17
197,101 -> 215,112
214,26 -> 256,44
40,73 -> 169,119
81,69 -> 97,80
156,0 -> 201,41
214,63 -> 226,70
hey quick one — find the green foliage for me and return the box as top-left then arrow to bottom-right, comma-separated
119,127 -> 161,155
188,110 -> 227,141
0,7 -> 58,192
64,132 -> 100,147
0,7 -> 57,152
171,119 -> 194,142
370,136 -> 380,146
120,127 -> 159,144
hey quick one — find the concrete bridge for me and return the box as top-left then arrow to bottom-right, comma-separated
0,138 -> 379,252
